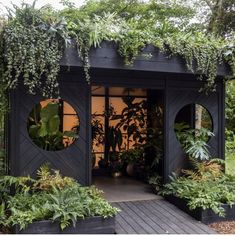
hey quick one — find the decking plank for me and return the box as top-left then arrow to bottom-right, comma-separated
113,199 -> 215,234
145,200 -> 191,234
138,200 -> 188,234
133,200 -> 178,234
114,212 -> 137,234
123,201 -> 159,234
154,200 -> 215,234
148,200 -> 203,234
132,201 -> 168,234
159,200 -> 215,234
113,202 -> 137,234
115,221 -> 126,234
115,202 -> 148,234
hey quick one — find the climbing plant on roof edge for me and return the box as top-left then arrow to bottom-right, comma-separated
0,2 -> 68,113
0,0 -> 234,115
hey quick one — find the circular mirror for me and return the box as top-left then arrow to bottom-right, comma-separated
174,104 -> 213,144
27,99 -> 79,151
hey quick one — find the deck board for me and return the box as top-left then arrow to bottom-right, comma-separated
113,199 -> 215,234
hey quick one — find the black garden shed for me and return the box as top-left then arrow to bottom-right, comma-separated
8,41 -> 229,185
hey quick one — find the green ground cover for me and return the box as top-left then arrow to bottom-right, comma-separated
226,152 -> 235,175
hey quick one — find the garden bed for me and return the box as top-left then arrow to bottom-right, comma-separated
165,195 -> 235,224
14,216 -> 115,234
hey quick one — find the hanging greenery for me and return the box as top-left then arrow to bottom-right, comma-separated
0,0 -> 234,115
0,2 -> 68,113
162,32 -> 225,92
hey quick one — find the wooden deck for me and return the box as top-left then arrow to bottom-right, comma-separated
113,199 -> 215,234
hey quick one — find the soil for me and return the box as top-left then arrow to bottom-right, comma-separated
209,221 -> 235,234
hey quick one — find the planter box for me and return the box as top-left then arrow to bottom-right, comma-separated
165,195 -> 235,224
14,216 -> 115,234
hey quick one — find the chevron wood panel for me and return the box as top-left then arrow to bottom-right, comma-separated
165,81 -> 221,180
10,77 -> 91,185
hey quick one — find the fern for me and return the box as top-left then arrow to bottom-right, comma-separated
33,163 -> 76,191
182,157 -> 224,180
0,166 -> 120,231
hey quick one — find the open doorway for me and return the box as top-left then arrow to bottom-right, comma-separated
91,86 -> 164,202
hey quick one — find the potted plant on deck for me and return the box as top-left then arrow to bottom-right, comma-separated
0,164 -> 119,234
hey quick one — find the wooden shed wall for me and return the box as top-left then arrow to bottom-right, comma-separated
8,41 -> 226,184
9,75 -> 91,185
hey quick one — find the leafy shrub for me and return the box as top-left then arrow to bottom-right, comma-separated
163,125 -> 233,217
120,148 -> 144,164
33,164 -> 76,191
161,174 -> 235,217
182,157 -> 224,180
0,165 -> 119,231
175,124 -> 214,160
148,174 -> 162,193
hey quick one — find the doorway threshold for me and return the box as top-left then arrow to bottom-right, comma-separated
92,176 -> 162,202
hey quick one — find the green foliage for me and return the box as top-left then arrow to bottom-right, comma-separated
33,164 -> 76,191
0,2 -> 68,114
161,174 -> 235,217
0,165 -> 119,231
162,122 -> 233,216
6,193 -> 52,230
182,157 -> 224,180
226,152 -> 235,175
120,148 -> 143,164
0,175 -> 34,197
0,0 -> 234,117
162,123 -> 232,217
202,0 -> 235,36
175,124 -> 214,160
163,32 -> 225,92
113,97 -> 147,146
28,101 -> 78,151
226,81 -> 235,134
148,174 -> 162,193
91,115 -> 104,148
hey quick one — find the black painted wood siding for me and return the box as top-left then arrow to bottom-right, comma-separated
9,74 -> 91,185
164,78 -> 225,182
8,40 -> 226,184
60,41 -> 230,77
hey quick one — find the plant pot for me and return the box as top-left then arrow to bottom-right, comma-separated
126,163 -> 135,176
13,216 -> 116,234
98,159 -> 108,169
165,194 -> 235,224
111,171 -> 122,178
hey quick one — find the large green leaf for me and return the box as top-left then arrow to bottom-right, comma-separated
40,102 -> 59,122
28,124 -> 40,138
28,103 -> 42,125
38,122 -> 48,137
48,115 -> 60,135
63,131 -> 79,139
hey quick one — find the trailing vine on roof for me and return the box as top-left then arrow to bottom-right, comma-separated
162,32 -> 225,93
0,2 -> 67,113
0,1 -> 235,114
